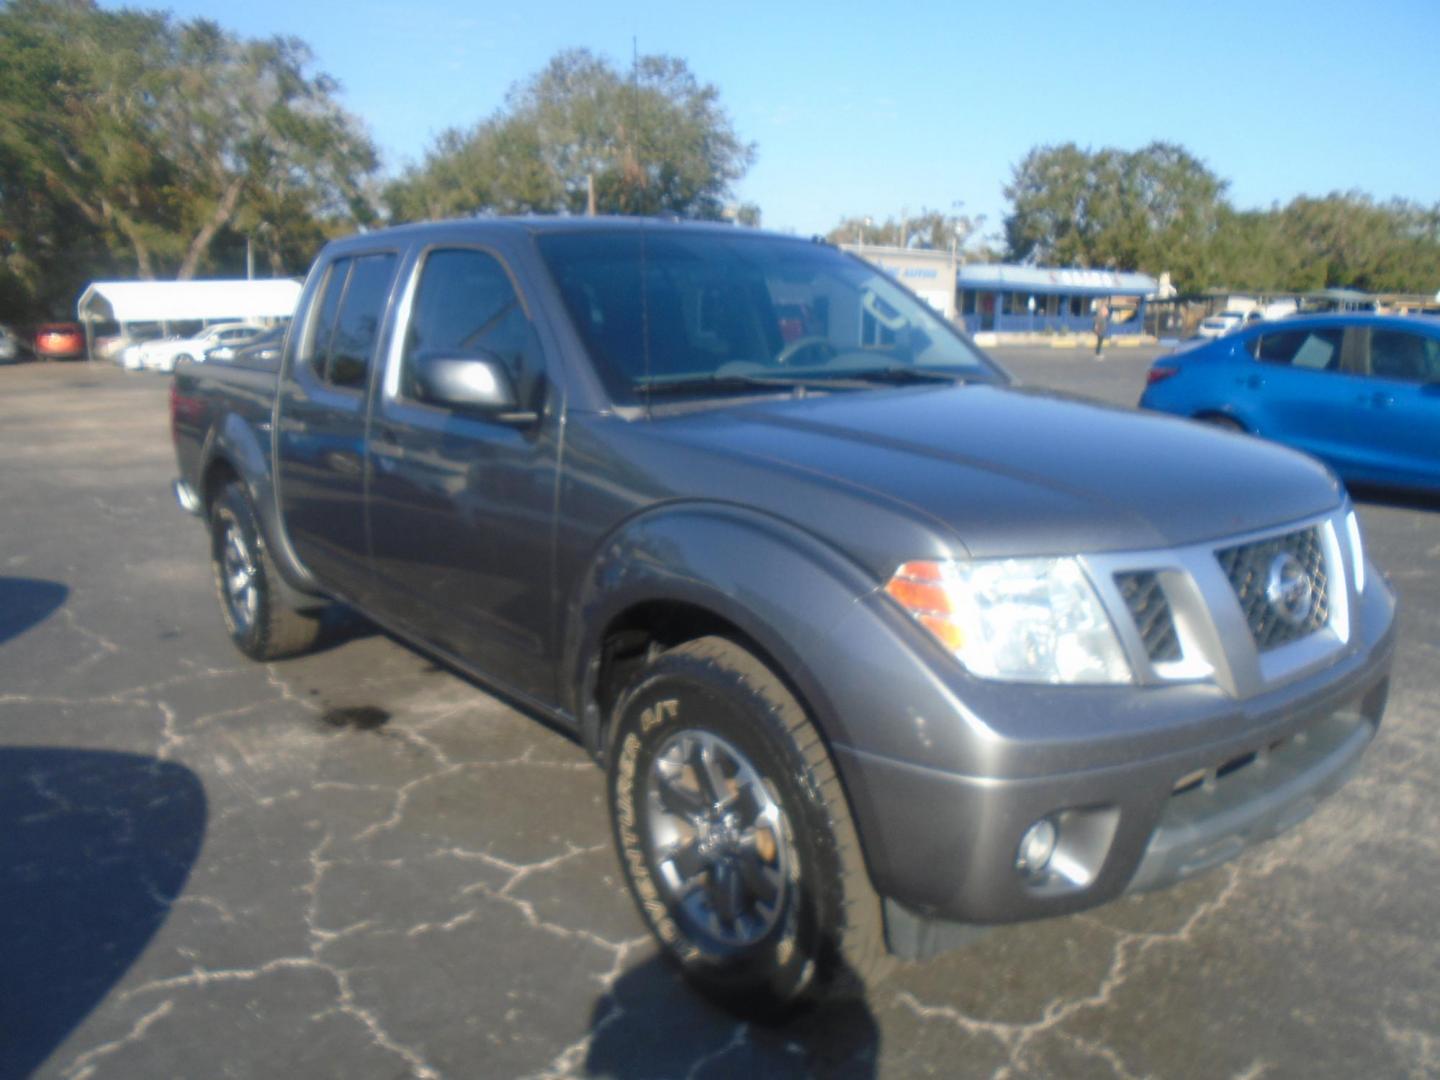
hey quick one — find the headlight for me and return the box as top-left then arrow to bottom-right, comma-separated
885,558 -> 1132,684
1344,510 -> 1365,594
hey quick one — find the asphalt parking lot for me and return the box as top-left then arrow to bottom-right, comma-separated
2,346 -> 1437,1079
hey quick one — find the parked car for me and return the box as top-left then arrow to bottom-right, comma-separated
206,323 -> 286,365
1141,313 -> 1440,492
0,323 -> 23,363
95,322 -> 164,363
34,322 -> 86,359
172,218 -> 1394,1017
133,322 -> 267,373
1195,310 -> 1257,338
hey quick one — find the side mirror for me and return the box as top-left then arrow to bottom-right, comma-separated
412,354 -> 537,422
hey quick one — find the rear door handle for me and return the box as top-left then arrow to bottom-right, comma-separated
1237,374 -> 1265,389
1358,393 -> 1394,408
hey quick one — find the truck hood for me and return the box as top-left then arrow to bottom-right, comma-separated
651,384 -> 1343,558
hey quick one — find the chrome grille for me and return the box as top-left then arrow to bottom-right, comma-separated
1215,527 -> 1330,651
1115,571 -> 1182,662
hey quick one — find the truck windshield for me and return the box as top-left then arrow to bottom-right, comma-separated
535,228 -> 1002,405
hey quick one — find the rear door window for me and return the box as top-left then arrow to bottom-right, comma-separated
329,253 -> 398,389
305,258 -> 350,381
1368,329 -> 1440,383
1255,328 -> 1344,371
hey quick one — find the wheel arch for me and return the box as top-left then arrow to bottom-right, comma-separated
198,420 -> 323,602
1192,408 -> 1250,432
571,516 -> 896,927
566,503 -> 877,770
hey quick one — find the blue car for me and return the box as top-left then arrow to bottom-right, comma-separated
1140,313 -> 1440,492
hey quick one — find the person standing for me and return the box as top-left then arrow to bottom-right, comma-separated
1093,301 -> 1110,359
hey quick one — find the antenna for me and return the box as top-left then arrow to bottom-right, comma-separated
633,35 -> 652,415
631,35 -> 641,214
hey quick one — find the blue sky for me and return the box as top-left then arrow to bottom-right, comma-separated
109,0 -> 1440,242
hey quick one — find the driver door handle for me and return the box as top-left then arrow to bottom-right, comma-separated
371,425 -> 405,459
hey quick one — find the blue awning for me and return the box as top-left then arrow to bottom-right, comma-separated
958,264 -> 1156,298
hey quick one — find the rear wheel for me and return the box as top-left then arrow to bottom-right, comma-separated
607,636 -> 891,1019
209,483 -> 322,660
1199,413 -> 1245,433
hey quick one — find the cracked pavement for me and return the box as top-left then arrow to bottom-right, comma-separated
1,351 -> 1436,1079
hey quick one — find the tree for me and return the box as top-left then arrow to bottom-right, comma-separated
0,0 -> 377,307
0,2 -> 179,287
152,22 -> 378,279
731,202 -> 762,227
385,48 -> 754,222
1000,141 -> 1440,294
1209,207 -> 1299,293
827,204 -> 986,251
1002,142 -> 1227,291
1274,193 -> 1440,293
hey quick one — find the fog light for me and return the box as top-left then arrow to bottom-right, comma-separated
1016,818 -> 1058,877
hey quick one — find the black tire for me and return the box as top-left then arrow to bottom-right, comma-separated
209,483 -> 322,661
607,636 -> 892,1019
1200,413 -> 1245,433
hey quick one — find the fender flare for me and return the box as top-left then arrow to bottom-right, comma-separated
200,416 -> 324,602
564,501 -> 880,761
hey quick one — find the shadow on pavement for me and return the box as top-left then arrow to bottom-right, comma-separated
0,748 -> 207,1079
0,576 -> 68,646
303,604 -> 381,657
583,952 -> 880,1078
1349,483 -> 1440,514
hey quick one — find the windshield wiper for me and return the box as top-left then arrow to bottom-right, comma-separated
843,366 -> 976,385
638,373 -> 872,397
637,366 -> 981,400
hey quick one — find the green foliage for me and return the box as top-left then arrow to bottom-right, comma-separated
827,205 -> 986,252
1001,142 -> 1440,295
0,0 -> 377,319
732,202 -> 762,227
385,48 -> 754,223
1272,193 -> 1440,293
1003,142 -> 1227,292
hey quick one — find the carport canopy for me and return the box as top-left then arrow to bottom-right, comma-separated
77,279 -> 302,325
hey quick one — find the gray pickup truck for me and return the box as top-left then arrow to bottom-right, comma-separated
172,218 -> 1396,1016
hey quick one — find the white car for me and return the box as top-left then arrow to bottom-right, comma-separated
100,323 -> 164,365
131,323 -> 268,373
1196,309 -> 1260,338
0,324 -> 20,363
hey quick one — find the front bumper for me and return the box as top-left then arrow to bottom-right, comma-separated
825,555 -> 1395,952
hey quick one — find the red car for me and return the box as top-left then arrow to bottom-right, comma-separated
35,322 -> 86,360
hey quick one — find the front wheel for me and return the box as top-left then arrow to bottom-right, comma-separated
209,483 -> 322,660
607,636 -> 890,1018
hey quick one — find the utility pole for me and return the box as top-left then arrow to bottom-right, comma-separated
587,173 -> 596,217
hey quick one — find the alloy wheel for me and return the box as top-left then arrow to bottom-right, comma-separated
642,729 -> 793,949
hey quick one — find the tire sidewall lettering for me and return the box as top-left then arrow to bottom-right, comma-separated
614,715 -> 691,958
